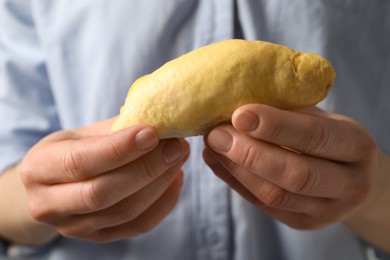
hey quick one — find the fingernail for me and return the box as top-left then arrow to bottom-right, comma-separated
135,128 -> 159,150
207,129 -> 232,152
234,110 -> 259,132
163,139 -> 184,164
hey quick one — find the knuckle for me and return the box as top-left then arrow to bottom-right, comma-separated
262,117 -> 284,141
19,147 -> 48,185
106,141 -> 127,164
63,143 -> 83,180
133,220 -> 157,235
239,143 -> 261,172
132,193 -> 179,236
258,184 -> 289,208
285,164 -> 318,193
58,228 -> 74,238
28,196 -> 60,224
59,225 -> 81,239
80,181 -> 107,210
349,180 -> 372,205
59,224 -> 95,240
25,189 -> 53,222
18,161 -> 35,186
354,132 -> 377,161
115,204 -> 140,222
223,157 -> 241,174
139,157 -> 160,183
28,200 -> 49,222
160,168 -> 180,184
70,223 -> 94,239
302,120 -> 331,153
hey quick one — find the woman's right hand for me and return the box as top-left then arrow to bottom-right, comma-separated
19,118 -> 189,242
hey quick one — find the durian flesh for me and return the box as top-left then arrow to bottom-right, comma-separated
111,40 -> 335,139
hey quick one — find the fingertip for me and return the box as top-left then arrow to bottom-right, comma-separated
232,104 -> 274,133
179,138 -> 191,156
134,126 -> 159,151
206,128 -> 233,153
162,139 -> 188,164
110,124 -> 159,152
232,109 -> 260,132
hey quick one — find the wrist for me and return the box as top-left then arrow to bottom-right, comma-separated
0,165 -> 58,246
343,151 -> 390,253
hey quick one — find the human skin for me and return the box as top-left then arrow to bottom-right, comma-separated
204,104 -> 390,252
0,105 -> 389,253
0,118 -> 190,244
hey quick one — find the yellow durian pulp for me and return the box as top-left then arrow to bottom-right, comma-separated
112,39 -> 335,138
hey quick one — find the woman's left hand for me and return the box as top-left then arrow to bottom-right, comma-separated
203,104 -> 380,230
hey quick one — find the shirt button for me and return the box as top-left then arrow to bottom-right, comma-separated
203,227 -> 220,245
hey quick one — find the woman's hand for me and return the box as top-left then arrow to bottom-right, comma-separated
204,104 -> 387,234
18,119 -> 189,243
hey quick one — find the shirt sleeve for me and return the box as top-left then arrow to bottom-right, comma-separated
0,239 -> 6,256
366,246 -> 390,260
0,0 -> 61,173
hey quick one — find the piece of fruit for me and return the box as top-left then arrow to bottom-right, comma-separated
112,39 -> 336,138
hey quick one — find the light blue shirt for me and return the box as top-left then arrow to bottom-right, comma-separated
1,0 -> 389,259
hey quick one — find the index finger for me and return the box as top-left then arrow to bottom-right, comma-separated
26,124 -> 159,183
232,104 -> 374,162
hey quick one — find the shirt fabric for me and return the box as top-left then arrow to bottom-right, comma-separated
0,0 -> 389,259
